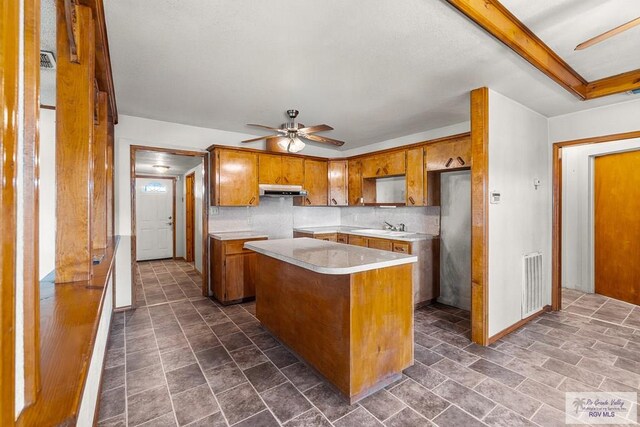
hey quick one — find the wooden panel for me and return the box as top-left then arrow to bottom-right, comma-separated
302,159 -> 328,206
406,147 -> 425,206
314,233 -> 337,242
214,149 -> 259,206
392,242 -> 410,254
336,234 -> 349,244
586,69 -> 640,99
367,237 -> 393,251
470,87 -> 489,345
551,144 -> 562,311
444,0 -> 587,99
211,238 -> 224,302
185,173 -> 195,262
106,120 -> 114,240
347,159 -> 363,205
55,4 -> 95,283
361,151 -> 406,178
293,231 -> 314,239
349,265 -> 413,398
258,153 -> 281,184
224,254 -> 255,301
281,156 -> 304,185
224,238 -> 265,255
92,91 -> 108,251
425,136 -> 471,171
348,235 -> 368,247
328,160 -> 348,206
594,150 -> 640,305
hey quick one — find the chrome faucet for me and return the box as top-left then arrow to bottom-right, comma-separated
384,221 -> 406,232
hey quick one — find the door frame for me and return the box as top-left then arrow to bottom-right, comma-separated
185,172 -> 196,263
551,130 -> 640,310
135,174 -> 177,260
130,145 -> 210,304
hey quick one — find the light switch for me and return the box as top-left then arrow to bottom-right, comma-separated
490,191 -> 501,204
210,206 -> 219,215
533,178 -> 541,189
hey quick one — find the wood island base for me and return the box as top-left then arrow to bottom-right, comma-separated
254,254 -> 414,403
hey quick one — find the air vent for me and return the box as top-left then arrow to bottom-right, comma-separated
40,51 -> 56,69
522,252 -> 544,318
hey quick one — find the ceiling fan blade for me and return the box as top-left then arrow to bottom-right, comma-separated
247,123 -> 285,132
241,134 -> 279,143
297,124 -> 333,134
302,134 -> 345,147
575,17 -> 640,50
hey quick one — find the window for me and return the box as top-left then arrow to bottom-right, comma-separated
143,182 -> 167,193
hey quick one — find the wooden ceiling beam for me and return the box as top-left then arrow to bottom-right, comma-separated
586,69 -> 640,99
445,0 -> 588,99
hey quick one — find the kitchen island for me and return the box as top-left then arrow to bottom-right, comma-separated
244,238 -> 416,403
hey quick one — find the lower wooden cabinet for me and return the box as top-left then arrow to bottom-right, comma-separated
210,236 -> 267,304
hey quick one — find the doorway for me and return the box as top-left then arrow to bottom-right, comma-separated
135,177 -> 175,261
185,172 -> 196,263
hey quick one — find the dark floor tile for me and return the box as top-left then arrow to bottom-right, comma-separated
219,331 -> 252,352
161,347 -> 197,372
251,332 -> 280,351
262,382 -> 313,423
126,333 -> 157,354
126,348 -> 162,373
102,364 -> 125,392
577,357 -> 640,389
126,363 -> 166,396
531,404 -> 580,427
105,347 -> 125,369
181,323 -> 212,340
265,345 -> 298,368
360,389 -> 406,422
127,385 -> 174,426
304,383 -> 359,422
432,406 -> 484,427
137,412 -> 177,427
210,320 -> 242,337
285,408 -> 332,427
97,413 -> 126,427
187,332 -> 221,353
235,410 -> 280,427
172,384 -> 218,426
529,341 -> 582,365
98,386 -> 126,422
542,357 -> 604,388
429,330 -> 471,348
238,320 -> 265,337
389,379 -> 449,420
334,407 -> 382,426
516,378 -> 565,411
107,332 -> 125,352
430,358 -> 486,388
281,362 -> 322,392
383,407 -> 432,427
185,411 -> 227,427
242,361 -> 285,393
464,343 -> 513,365
231,345 -> 269,370
594,341 -> 640,362
157,333 -> 190,354
217,383 -> 267,425
483,405 -> 537,427
414,345 -> 444,366
433,379 -> 495,418
432,343 -> 478,366
504,357 -> 564,388
194,345 -> 232,371
468,359 -> 525,388
403,362 -> 446,389
204,361 -> 247,394
474,379 -> 541,418
166,363 -> 207,395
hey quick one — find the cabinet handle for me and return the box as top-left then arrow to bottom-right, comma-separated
275,177 -> 281,183
409,196 -> 415,205
284,176 -> 289,183
376,168 -> 381,175
445,158 -> 454,167
331,198 -> 338,205
248,196 -> 256,205
383,167 -> 389,175
457,156 -> 465,166
306,197 -> 311,205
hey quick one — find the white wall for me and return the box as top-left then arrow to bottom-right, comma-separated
562,139 -> 640,293
549,97 -> 640,143
39,108 -> 56,279
487,89 -> 551,337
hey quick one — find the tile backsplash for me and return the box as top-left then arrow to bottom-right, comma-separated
209,197 -> 440,238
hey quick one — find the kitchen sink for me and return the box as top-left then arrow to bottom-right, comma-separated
356,229 -> 414,237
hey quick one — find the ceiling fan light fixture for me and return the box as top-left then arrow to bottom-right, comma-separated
278,137 -> 305,153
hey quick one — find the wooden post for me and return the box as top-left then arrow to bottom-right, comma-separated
106,118 -> 115,242
55,0 -> 95,283
92,91 -> 108,251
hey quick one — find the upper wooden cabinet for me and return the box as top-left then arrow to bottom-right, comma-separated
211,148 -> 259,206
258,153 -> 304,185
361,150 -> 406,178
425,136 -> 471,171
347,159 -> 363,205
328,160 -> 348,206
406,147 -> 426,206
300,159 -> 328,206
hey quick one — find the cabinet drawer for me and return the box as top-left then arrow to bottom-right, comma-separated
314,233 -> 337,242
392,242 -> 411,254
336,233 -> 349,244
348,235 -> 368,247
367,237 -> 393,251
224,238 -> 265,255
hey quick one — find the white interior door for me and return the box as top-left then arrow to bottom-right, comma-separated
136,178 -> 174,261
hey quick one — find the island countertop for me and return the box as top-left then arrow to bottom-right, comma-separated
292,225 -> 438,242
244,237 -> 417,275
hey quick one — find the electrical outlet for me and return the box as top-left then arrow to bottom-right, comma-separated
210,206 -> 219,215
490,191 -> 501,204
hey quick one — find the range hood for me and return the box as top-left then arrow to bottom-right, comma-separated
259,184 -> 308,197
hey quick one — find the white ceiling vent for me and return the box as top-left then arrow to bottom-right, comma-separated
40,51 -> 56,70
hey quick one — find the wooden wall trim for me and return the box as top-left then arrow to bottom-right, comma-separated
0,0 -> 20,420
488,305 -> 551,344
470,87 -> 489,345
444,0 -> 640,100
92,91 -> 108,251
551,129 -> 640,311
55,1 -> 95,283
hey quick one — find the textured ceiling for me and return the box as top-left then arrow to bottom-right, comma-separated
43,1 -> 638,149
135,151 -> 203,175
501,0 -> 640,81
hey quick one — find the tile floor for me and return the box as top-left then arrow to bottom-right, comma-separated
98,263 -> 640,426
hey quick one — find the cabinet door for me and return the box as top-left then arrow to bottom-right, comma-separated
361,151 -> 405,177
361,155 -> 381,178
348,235 -> 368,247
216,149 -> 259,206
336,233 -> 349,244
348,159 -> 363,205
368,237 -> 393,251
258,153 -> 282,184
406,147 -> 425,206
425,137 -> 471,171
328,160 -> 348,206
224,253 -> 257,301
315,233 -> 337,242
392,242 -> 411,254
281,156 -> 305,185
303,159 -> 328,206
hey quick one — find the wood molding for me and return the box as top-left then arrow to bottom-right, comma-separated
551,129 -> 640,312
470,87 -> 489,345
92,91 -> 108,251
55,2 -> 95,283
63,0 -> 79,62
135,174 -> 177,180
444,0 -> 640,100
0,0 -> 20,420
586,69 -> 640,99
488,305 -> 551,344
445,0 -> 587,99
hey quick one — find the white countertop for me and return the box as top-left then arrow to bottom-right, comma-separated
244,238 -> 417,275
210,231 -> 269,241
293,226 -> 437,242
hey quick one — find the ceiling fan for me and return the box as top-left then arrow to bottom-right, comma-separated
575,16 -> 640,50
242,109 -> 345,153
